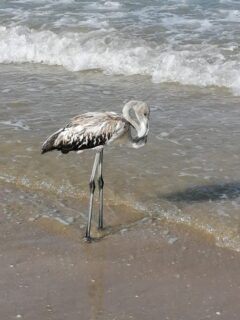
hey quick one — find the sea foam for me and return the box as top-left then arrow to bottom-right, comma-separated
1,25 -> 240,95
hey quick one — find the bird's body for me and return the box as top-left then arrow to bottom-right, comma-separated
42,100 -> 150,241
42,111 -> 130,154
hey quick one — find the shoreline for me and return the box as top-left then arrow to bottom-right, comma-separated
1,180 -> 240,253
1,214 -> 240,320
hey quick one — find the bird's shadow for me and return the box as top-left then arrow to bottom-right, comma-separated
161,182 -> 240,203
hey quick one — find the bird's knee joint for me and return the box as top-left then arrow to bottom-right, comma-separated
89,180 -> 95,193
98,176 -> 104,189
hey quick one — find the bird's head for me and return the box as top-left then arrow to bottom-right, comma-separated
123,100 -> 150,139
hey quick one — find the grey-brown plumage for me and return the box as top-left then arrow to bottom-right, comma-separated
41,100 -> 150,241
41,112 -> 129,154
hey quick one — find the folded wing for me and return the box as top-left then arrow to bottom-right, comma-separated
41,112 -> 128,154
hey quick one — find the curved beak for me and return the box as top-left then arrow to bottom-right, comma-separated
132,117 -> 149,148
138,119 -> 149,138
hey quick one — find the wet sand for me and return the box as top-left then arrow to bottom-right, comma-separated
1,216 -> 240,320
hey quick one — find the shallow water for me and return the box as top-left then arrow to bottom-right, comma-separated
1,1 -> 240,251
1,63 -> 240,250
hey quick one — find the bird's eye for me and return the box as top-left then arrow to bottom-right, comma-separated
144,112 -> 147,116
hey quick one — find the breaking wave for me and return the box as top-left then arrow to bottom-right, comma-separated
1,25 -> 240,94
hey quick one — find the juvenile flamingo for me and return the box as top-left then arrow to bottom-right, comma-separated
41,100 -> 150,241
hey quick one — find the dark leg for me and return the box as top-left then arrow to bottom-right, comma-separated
98,149 -> 104,229
85,152 -> 100,241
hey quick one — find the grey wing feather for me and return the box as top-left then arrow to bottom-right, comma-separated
41,128 -> 65,154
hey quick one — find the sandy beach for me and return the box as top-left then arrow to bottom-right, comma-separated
1,213 -> 240,320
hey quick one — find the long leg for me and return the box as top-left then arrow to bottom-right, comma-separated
85,151 -> 100,241
98,149 -> 104,229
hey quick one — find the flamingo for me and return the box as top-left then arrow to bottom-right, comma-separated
41,100 -> 150,241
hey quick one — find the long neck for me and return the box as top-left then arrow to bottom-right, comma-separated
122,103 -> 146,148
122,103 -> 141,134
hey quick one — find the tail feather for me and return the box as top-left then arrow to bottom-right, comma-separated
41,128 -> 64,154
